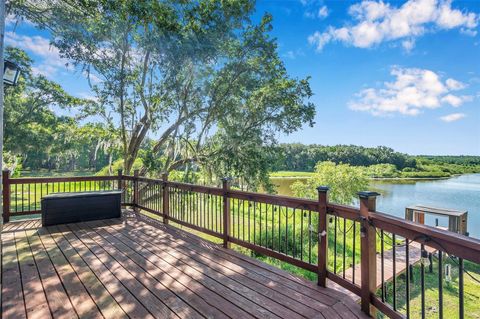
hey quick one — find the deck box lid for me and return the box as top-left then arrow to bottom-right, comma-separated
42,190 -> 122,200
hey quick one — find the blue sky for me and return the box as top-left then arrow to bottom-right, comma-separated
6,0 -> 480,155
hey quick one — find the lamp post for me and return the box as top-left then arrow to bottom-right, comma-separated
0,1 -> 21,225
0,0 -> 6,225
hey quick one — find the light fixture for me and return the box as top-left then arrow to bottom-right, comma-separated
3,60 -> 21,86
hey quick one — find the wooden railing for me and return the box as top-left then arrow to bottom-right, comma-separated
3,169 -> 480,319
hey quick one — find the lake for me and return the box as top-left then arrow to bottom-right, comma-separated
271,174 -> 480,238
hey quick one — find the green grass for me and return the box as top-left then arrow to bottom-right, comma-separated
379,258 -> 480,319
270,171 -> 315,178
18,170 -> 96,177
9,180 -> 120,220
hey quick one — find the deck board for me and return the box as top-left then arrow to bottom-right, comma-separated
2,231 -> 27,319
2,213 -> 366,319
95,220 -> 304,319
49,225 -> 154,319
14,230 -> 51,319
24,229 -> 78,318
84,223 -> 243,319
43,226 -> 127,319
101,219 -> 330,316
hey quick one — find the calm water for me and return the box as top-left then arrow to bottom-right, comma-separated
271,174 -> 480,238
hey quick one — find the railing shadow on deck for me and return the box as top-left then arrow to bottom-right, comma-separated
2,169 -> 480,319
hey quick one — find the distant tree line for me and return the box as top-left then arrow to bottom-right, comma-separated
272,144 -> 417,171
419,156 -> 480,166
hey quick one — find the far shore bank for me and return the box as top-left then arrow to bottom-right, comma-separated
270,172 -> 476,181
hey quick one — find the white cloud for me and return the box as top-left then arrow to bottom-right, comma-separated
282,48 -> 305,60
446,78 -> 466,90
5,14 -> 33,27
5,32 -> 70,77
309,0 -> 479,51
440,113 -> 466,122
460,28 -> 478,37
82,70 -> 103,85
441,94 -> 463,107
302,1 -> 329,20
349,67 -> 472,116
77,92 -> 99,103
402,38 -> 416,52
318,6 -> 329,19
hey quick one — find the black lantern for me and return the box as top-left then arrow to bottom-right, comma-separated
3,60 -> 20,86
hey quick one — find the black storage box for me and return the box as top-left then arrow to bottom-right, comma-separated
41,190 -> 122,226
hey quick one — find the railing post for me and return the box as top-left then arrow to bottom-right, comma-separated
117,169 -> 123,204
222,177 -> 231,249
358,191 -> 380,316
162,173 -> 169,224
2,170 -> 11,223
317,186 -> 329,287
117,169 -> 123,190
133,169 -> 139,211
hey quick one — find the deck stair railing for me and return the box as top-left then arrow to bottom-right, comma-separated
2,169 -> 480,319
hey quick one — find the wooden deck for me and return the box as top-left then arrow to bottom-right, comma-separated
1,212 -> 367,319
344,241 -> 436,289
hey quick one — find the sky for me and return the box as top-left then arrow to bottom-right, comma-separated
5,0 -> 480,155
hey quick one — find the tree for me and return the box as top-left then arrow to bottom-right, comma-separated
3,46 -> 116,172
11,0 -> 315,188
291,161 -> 368,205
4,47 -> 81,168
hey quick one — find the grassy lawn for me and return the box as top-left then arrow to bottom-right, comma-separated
380,258 -> 480,319
9,180 -> 119,220
270,171 -> 315,178
18,170 -> 97,177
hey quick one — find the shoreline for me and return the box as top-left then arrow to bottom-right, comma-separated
270,173 -> 475,181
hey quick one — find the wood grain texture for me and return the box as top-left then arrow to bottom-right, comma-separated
2,213 -> 366,319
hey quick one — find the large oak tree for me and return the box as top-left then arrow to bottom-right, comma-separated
11,0 -> 316,188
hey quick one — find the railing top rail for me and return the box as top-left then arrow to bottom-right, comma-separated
5,172 -> 480,263
370,210 -> 480,263
167,181 -> 224,196
7,175 -> 118,184
327,203 -> 361,220
228,188 -> 319,210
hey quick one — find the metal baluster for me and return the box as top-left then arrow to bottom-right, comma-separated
393,234 -> 397,311
381,230 -> 385,302
334,216 -> 337,273
421,244 -> 425,319
285,207 -> 288,255
343,218 -> 346,278
406,240 -> 410,319
438,251 -> 443,319
238,199 -> 241,239
300,209 -> 304,261
254,202 -> 257,245
459,258 -> 464,319
293,208 -> 296,258
308,210 -> 312,264
352,222 -> 356,284
243,200 -> 245,241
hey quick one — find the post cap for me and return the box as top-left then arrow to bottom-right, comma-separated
357,191 -> 381,199
221,177 -> 233,182
316,186 -> 330,192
